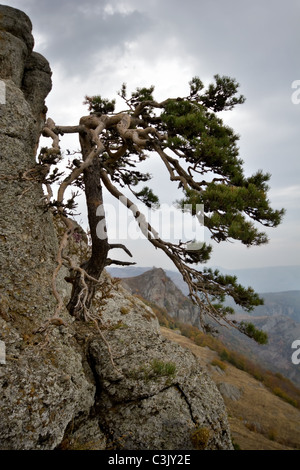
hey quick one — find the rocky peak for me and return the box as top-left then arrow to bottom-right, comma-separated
0,4 -> 52,150
121,267 -> 202,327
0,5 -> 34,85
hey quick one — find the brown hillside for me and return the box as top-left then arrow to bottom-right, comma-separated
161,327 -> 300,450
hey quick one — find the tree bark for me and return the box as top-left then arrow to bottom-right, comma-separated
67,133 -> 109,318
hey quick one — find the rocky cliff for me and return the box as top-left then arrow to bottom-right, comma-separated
0,5 -> 233,450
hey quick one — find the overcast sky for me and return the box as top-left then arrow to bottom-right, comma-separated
4,0 -> 300,271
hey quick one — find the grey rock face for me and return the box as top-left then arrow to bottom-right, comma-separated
0,5 -> 233,450
0,5 -> 95,450
0,5 -> 52,147
0,5 -> 34,87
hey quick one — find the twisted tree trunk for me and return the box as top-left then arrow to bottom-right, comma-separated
67,133 -> 109,318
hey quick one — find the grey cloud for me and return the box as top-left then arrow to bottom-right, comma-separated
3,0 -> 299,269
7,0 -> 150,76
131,0 -> 299,105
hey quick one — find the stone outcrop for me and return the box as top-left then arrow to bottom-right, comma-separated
0,5 -> 95,449
121,268 -> 202,327
85,281 -> 232,450
0,5 -> 233,450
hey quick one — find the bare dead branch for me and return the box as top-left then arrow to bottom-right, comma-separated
108,243 -> 133,257
100,168 -> 238,333
105,259 -> 137,267
51,215 -> 75,318
100,169 -> 159,240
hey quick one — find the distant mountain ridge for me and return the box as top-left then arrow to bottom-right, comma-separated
107,264 -> 300,294
227,290 -> 300,323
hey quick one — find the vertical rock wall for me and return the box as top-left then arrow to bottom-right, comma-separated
0,4 -> 55,324
0,5 -> 96,450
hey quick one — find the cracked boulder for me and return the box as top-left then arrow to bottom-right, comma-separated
88,281 -> 233,450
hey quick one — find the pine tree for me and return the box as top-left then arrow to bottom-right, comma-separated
42,75 -> 284,343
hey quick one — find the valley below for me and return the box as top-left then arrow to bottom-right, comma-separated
161,327 -> 300,450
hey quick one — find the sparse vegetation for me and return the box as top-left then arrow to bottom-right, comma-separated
272,387 -> 298,408
151,358 -> 177,377
120,306 -> 130,315
211,359 -> 227,371
162,326 -> 300,450
128,358 -> 177,382
190,426 -> 211,450
267,427 -> 278,442
231,439 -> 241,450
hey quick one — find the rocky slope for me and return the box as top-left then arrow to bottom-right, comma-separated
223,312 -> 300,387
161,328 -> 300,450
0,5 -> 233,450
119,268 -> 300,386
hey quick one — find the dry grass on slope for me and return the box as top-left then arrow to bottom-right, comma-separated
161,327 -> 300,451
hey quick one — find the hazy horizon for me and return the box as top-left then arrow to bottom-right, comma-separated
107,264 -> 300,294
